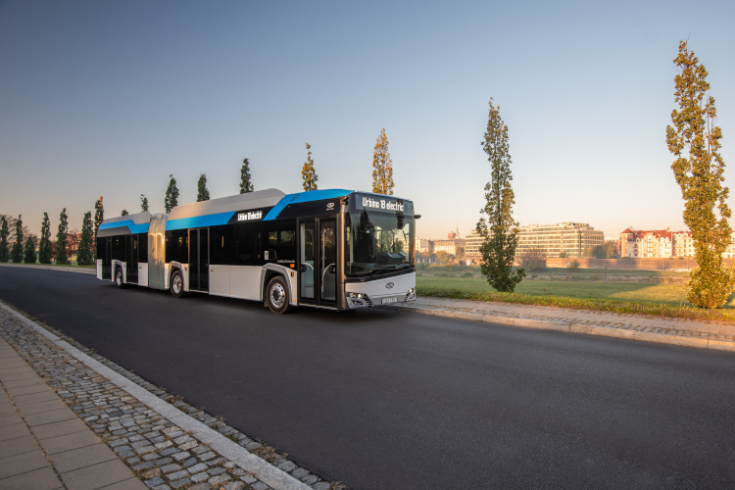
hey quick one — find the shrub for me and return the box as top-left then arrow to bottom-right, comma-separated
519,247 -> 547,272
567,259 -> 581,272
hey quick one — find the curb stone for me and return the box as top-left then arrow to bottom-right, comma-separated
0,301 -> 346,490
383,303 -> 735,352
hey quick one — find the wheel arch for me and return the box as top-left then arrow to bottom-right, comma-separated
261,265 -> 295,306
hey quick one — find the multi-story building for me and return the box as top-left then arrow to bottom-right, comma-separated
671,230 -> 735,259
433,237 -> 466,255
516,222 -> 604,258
620,228 -> 676,258
415,238 -> 434,254
604,237 -> 620,256
464,230 -> 483,256
672,231 -> 694,258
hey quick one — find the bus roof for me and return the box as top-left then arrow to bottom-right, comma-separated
97,189 -> 412,235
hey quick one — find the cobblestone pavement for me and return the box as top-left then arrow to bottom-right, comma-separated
0,305 -> 345,490
385,297 -> 735,350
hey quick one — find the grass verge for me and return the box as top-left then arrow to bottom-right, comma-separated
417,277 -> 735,324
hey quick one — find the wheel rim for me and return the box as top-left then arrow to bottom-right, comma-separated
270,283 -> 286,309
173,275 -> 182,295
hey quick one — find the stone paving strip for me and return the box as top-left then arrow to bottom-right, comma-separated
1,334 -> 147,490
0,301 -> 346,490
383,297 -> 735,352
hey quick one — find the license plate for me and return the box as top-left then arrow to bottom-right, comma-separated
381,296 -> 398,304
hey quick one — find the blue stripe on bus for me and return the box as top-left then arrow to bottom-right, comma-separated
263,189 -> 353,221
165,211 -> 236,231
98,220 -> 150,234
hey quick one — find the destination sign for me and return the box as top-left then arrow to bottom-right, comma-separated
237,210 -> 263,221
361,197 -> 404,212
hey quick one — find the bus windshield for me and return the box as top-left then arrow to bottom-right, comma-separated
345,210 -> 415,278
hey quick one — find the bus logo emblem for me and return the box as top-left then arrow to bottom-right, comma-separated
326,202 -> 335,210
386,282 -> 394,289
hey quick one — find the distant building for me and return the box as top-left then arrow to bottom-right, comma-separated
516,222 -> 604,258
415,238 -> 434,254
620,228 -> 676,258
604,237 -> 619,256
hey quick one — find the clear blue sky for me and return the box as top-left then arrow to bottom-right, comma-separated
1,0 -> 734,240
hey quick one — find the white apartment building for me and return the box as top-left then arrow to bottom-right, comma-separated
516,222 -> 604,258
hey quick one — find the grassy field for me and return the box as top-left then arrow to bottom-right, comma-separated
416,275 -> 735,323
418,276 -> 693,304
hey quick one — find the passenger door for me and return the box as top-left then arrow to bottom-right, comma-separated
298,218 -> 336,306
319,218 -> 337,305
188,228 -> 210,292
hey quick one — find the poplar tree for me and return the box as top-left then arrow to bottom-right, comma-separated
24,236 -> 36,264
372,128 -> 394,195
56,208 -> 69,265
94,197 -> 104,239
476,98 -> 525,292
77,212 -> 94,266
11,215 -> 23,263
667,40 -> 735,308
165,175 -> 179,213
0,216 -> 8,262
240,158 -> 254,193
302,143 -> 318,191
39,213 -> 52,264
141,194 -> 149,212
197,173 -> 210,202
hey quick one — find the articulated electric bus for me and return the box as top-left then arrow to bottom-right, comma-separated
96,189 -> 417,313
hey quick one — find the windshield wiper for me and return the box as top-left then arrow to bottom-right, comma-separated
367,264 -> 410,276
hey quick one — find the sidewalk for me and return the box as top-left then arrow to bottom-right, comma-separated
384,296 -> 735,351
0,303 -> 337,490
0,336 -> 146,490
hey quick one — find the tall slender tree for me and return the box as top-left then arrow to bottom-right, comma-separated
0,216 -> 8,262
141,194 -> 149,212
11,215 -> 23,263
77,212 -> 94,266
667,40 -> 735,308
372,128 -> 394,195
39,213 -> 52,264
302,143 -> 318,191
240,158 -> 254,193
24,235 -> 36,264
121,210 -> 129,216
197,173 -> 210,202
165,175 -> 179,213
476,98 -> 525,292
94,197 -> 104,240
56,208 -> 69,265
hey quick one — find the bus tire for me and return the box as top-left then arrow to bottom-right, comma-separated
266,276 -> 291,314
115,267 -> 125,289
170,270 -> 185,298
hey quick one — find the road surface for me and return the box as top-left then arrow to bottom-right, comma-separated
1,267 -> 734,489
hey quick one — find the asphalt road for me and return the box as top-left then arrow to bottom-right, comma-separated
2,267 -> 735,489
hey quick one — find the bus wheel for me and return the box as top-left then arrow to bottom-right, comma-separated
115,267 -> 125,289
266,276 -> 291,314
171,270 -> 185,298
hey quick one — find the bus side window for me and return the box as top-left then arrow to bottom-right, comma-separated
210,225 -> 234,265
165,230 -> 188,263
138,233 -> 148,263
234,222 -> 262,265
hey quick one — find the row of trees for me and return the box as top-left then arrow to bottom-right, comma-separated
478,40 -> 732,309
133,129 -> 396,218
0,210 -> 91,265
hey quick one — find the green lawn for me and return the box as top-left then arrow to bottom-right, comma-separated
417,276 -> 735,319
